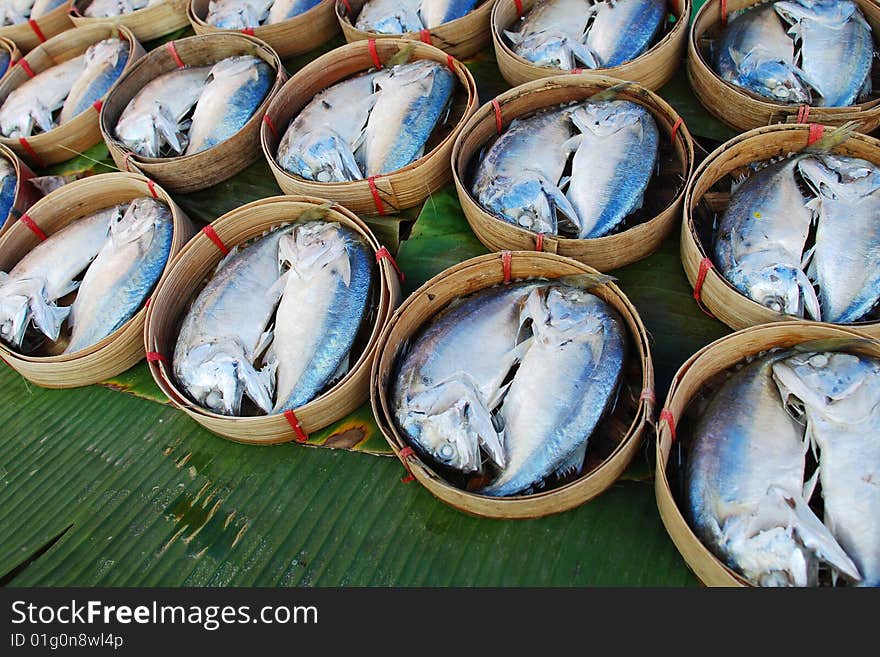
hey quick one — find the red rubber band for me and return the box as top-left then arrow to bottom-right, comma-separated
398,446 -> 416,483
693,257 -> 717,319
419,29 -> 431,44
241,27 -> 255,36
720,0 -> 728,26
670,0 -> 679,14
807,123 -> 824,146
376,246 -> 404,282
284,409 -> 309,443
797,104 -> 811,123
535,233 -> 544,252
15,58 -> 36,79
28,19 -> 47,43
122,151 -> 140,173
19,213 -> 47,241
145,297 -> 151,308
501,251 -> 512,284
446,54 -> 455,71
571,68 -> 583,74
640,388 -> 656,404
368,39 -> 382,69
340,0 -> 353,15
367,176 -> 386,216
91,99 -> 103,113
202,225 -> 230,256
166,41 -> 185,69
262,114 -> 279,140
670,117 -> 683,144
491,99 -> 503,134
146,351 -> 168,364
18,138 -> 45,169
513,0 -> 523,18
147,179 -> 159,199
660,409 -> 677,442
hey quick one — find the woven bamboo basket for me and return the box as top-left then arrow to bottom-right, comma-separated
655,321 -> 876,587
188,0 -> 339,58
0,143 -> 41,239
371,251 -> 654,519
262,38 -> 478,216
335,0 -> 494,60
493,0 -> 690,90
0,2 -> 74,53
144,195 -> 401,445
70,0 -> 190,43
0,172 -> 194,388
0,23 -> 145,168
689,0 -> 880,133
682,123 -> 880,336
100,33 -> 286,194
452,74 -> 693,272
0,37 -> 20,81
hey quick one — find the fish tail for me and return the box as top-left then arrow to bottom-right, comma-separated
805,122 -> 858,154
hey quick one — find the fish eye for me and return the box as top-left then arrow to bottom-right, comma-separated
438,443 -> 455,460
765,297 -> 785,313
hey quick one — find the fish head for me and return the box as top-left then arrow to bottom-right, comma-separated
735,53 -> 813,105
571,100 -> 644,138
281,222 -> 351,284
284,130 -> 362,183
84,38 -> 125,67
775,0 -> 858,27
513,33 -> 575,70
109,200 -> 163,245
727,256 -> 819,319
0,286 -> 32,348
799,155 -> 880,200
176,342 -> 245,416
115,111 -> 161,158
482,174 -> 558,235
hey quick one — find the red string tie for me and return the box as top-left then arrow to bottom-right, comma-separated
398,446 -> 416,483
202,225 -> 230,256
19,213 -> 47,241
166,41 -> 185,69
375,246 -> 404,282
368,39 -> 382,69
367,176 -> 386,216
501,251 -> 512,284
660,409 -> 677,442
284,409 -> 309,443
491,99 -> 503,134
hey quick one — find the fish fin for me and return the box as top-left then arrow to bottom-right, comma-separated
543,179 -> 581,235
153,105 -> 186,155
569,42 -> 600,70
266,270 -> 290,302
29,296 -> 70,342
464,397 -> 505,469
558,175 -> 571,191
552,440 -> 588,480
241,358 -> 275,414
0,271 -> 7,284
805,122 -> 858,154
554,272 -> 616,290
802,467 -> 819,502
254,328 -> 274,361
336,247 -> 352,287
562,134 -> 582,154
796,268 -> 821,321
800,244 -> 816,270
503,29 -> 523,46
328,353 -> 350,386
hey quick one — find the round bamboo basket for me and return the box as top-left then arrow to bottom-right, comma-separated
144,195 -> 402,445
0,23 -> 145,168
371,250 -> 654,519
452,74 -> 693,272
689,0 -> 880,133
100,33 -> 286,194
682,123 -> 880,336
0,143 -> 41,239
70,0 -> 190,43
493,0 -> 690,90
335,0 -> 494,60
0,37 -> 20,82
262,38 -> 478,216
0,2 -> 74,53
188,0 -> 339,58
655,321 -> 877,587
0,172 -> 195,388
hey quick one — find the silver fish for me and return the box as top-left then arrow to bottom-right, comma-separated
363,60 -> 454,176
0,157 -> 15,231
394,283 -> 546,473
64,198 -> 173,354
0,55 -> 86,138
566,99 -> 659,238
83,0 -> 156,17
185,56 -> 273,155
270,222 -> 373,412
686,353 -> 860,587
0,0 -> 33,26
505,0 -> 596,70
798,154 -> 880,323
60,38 -> 129,125
479,285 -> 625,497
472,107 -> 578,235
0,206 -> 118,349
276,71 -> 384,182
114,66 -> 211,158
714,156 -> 820,319
267,0 -> 322,24
354,0 -> 422,34
775,0 -> 873,107
581,0 -> 666,68
419,0 -> 478,29
173,226 -> 292,416
29,0 -> 67,18
206,0 -> 272,28
773,351 -> 880,586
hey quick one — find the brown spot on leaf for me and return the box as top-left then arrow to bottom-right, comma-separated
323,427 -> 368,449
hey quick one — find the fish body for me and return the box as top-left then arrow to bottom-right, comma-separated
363,60 -> 454,175
29,0 -> 66,17
0,55 -> 86,138
266,0 -> 322,23
0,0 -> 33,26
773,351 -> 880,586
355,0 -> 422,34
83,0 -> 155,17
0,51 -> 10,78
114,66 -> 211,158
472,107 -> 577,235
173,225 -> 292,416
205,0 -> 272,28
479,285 -> 625,497
60,39 -> 129,125
419,0 -> 478,28
270,222 -> 373,412
64,198 -> 172,354
567,99 -> 659,238
0,206 -> 117,348
714,156 -> 819,319
686,353 -> 859,587
581,0 -> 666,68
185,56 -> 273,155
505,0 -> 595,70
0,157 -> 15,230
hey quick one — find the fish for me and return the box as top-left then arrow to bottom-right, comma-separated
773,351 -> 880,586
276,71 -> 384,182
82,0 -> 156,17
797,154 -> 880,323
714,2 -> 813,104
565,99 -> 659,238
775,0 -> 873,107
114,66 -> 211,158
29,0 -> 67,17
419,0 -> 478,29
713,155 -> 820,319
269,222 -> 373,412
0,51 -> 9,78
686,352 -> 860,587
581,0 -> 666,68
205,0 -> 273,28
185,56 -> 273,155
0,157 -> 15,231
393,282 -> 547,473
362,60 -> 454,176
471,107 -> 578,236
354,0 -> 423,34
479,285 -> 626,497
0,0 -> 33,26
173,225 -> 292,416
0,55 -> 87,138
64,198 -> 173,354
266,0 -> 322,24
0,206 -> 118,349
59,39 -> 129,125
504,0 -> 596,70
